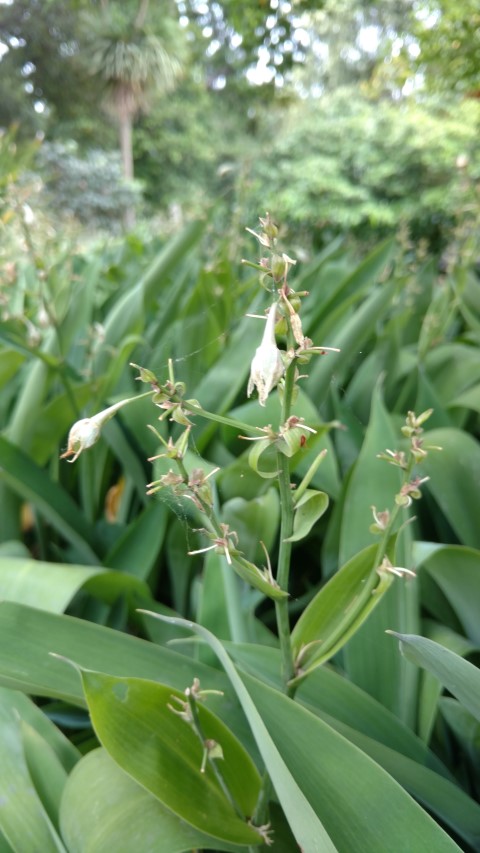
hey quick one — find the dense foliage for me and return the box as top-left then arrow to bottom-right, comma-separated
1,1 -> 480,850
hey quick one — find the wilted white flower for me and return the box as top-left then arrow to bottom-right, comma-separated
60,417 -> 102,463
247,302 -> 284,406
60,398 -> 137,462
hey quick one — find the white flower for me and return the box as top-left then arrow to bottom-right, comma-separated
60,417 -> 103,462
247,302 -> 284,406
60,398 -> 135,462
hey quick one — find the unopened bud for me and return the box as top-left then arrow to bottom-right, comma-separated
247,303 -> 284,406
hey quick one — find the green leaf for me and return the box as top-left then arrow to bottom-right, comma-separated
103,502 -> 168,580
339,385 -> 403,564
230,555 -> 288,602
0,436 -> 98,564
423,428 -> 480,549
247,438 -> 278,479
308,237 -> 395,337
242,672 -> 462,852
21,721 -> 68,833
227,643 -> 449,775
302,704 -> 480,851
389,632 -> 480,724
0,698 -> 66,853
286,488 -> 328,542
60,748 -> 246,853
226,388 -> 341,498
0,557 -> 149,613
141,613 -> 338,853
78,670 -> 262,847
0,603 -> 255,759
221,488 -> 280,563
0,602 -> 228,708
339,388 -> 418,724
419,545 -> 480,644
0,688 -> 79,773
306,279 -> 398,402
440,698 -> 480,762
291,542 -> 395,678
416,621 -> 477,745
93,220 -> 205,378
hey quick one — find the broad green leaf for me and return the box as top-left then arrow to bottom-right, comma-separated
5,328 -> 57,450
286,488 -> 328,542
0,699 -> 66,853
450,382 -> 480,415
0,688 -> 79,773
343,577 -> 420,726
303,704 -> 480,851
291,542 -> 395,679
103,502 -> 168,580
21,721 -> 68,832
227,643 -> 450,775
243,672 -> 462,852
78,670 -> 262,847
423,428 -> 480,549
340,388 -> 418,723
389,632 -> 480,724
339,386 -> 403,564
0,603 -> 253,753
221,488 -> 280,563
60,748 -> 245,853
417,621 -> 478,745
307,237 -> 395,335
0,557 -> 149,613
440,698 -> 480,762
196,552 -> 236,650
306,278 -> 398,402
0,436 -> 98,564
93,220 -> 205,378
425,344 -> 480,407
141,613 -> 338,853
419,545 -> 480,644
0,602 -> 227,707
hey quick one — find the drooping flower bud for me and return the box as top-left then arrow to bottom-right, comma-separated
60,417 -> 102,462
247,303 -> 284,406
60,397 -> 140,463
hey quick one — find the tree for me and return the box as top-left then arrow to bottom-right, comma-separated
0,0 -> 99,138
408,0 -> 480,95
81,0 -> 184,227
249,87 -> 480,247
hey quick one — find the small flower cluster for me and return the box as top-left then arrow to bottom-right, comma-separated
376,408 -> 441,509
370,408 -> 442,578
245,214 -> 339,407
168,678 -> 225,773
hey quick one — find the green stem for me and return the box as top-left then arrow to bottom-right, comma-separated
180,400 -> 265,437
373,455 -> 415,570
174,456 -> 248,641
274,335 -> 297,690
187,693 -> 245,820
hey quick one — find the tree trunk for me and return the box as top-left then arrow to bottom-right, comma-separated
118,105 -> 135,230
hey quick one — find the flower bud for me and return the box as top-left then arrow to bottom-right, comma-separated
247,303 -> 284,406
60,397 -> 138,462
60,417 -> 102,463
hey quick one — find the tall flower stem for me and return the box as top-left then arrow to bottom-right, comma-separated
275,335 -> 297,691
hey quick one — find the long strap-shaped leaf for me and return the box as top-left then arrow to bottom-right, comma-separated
140,612 -> 338,852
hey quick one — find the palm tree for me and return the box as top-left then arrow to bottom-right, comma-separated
84,0 -> 183,228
